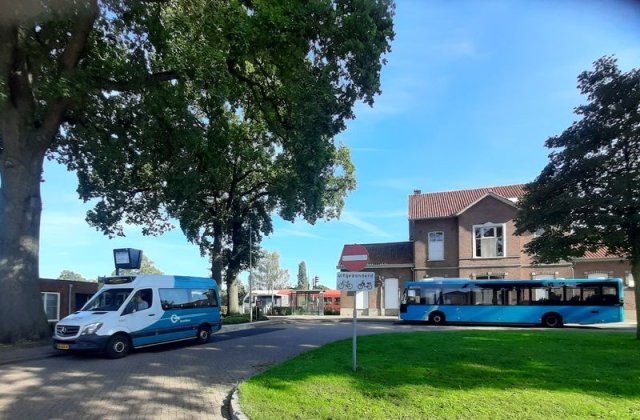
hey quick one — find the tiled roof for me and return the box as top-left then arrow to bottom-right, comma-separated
581,248 -> 625,260
408,184 -> 527,220
337,242 -> 414,268
363,242 -> 414,265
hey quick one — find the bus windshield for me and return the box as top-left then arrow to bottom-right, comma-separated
82,288 -> 134,311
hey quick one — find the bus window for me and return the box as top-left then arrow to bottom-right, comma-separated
505,287 -> 518,305
407,287 -> 421,304
532,287 -> 548,302
442,287 -> 470,305
582,286 -> 601,303
602,286 -> 619,304
471,287 -> 494,305
565,286 -> 581,304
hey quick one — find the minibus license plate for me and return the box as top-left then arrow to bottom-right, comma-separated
56,343 -> 70,350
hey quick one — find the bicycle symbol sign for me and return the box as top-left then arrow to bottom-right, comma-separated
336,272 -> 375,291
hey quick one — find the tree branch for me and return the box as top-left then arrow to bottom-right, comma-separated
38,1 -> 98,143
97,70 -> 180,91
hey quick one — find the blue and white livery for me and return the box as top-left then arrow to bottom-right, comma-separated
53,275 -> 221,358
400,278 -> 624,327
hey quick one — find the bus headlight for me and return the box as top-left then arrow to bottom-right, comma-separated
81,322 -> 103,335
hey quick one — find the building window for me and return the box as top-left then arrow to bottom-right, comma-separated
41,292 -> 60,322
625,272 -> 635,288
428,231 -> 444,261
473,223 -> 505,258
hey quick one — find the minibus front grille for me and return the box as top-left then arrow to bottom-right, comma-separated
56,325 -> 80,337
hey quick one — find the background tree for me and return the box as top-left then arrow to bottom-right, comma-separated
296,261 -> 309,290
52,2 -> 389,315
0,0 -> 394,342
514,56 -> 640,338
111,255 -> 163,276
252,249 -> 290,291
57,270 -> 86,281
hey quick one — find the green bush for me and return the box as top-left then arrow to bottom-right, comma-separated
272,307 -> 292,316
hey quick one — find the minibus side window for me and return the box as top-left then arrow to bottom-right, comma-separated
122,288 -> 153,315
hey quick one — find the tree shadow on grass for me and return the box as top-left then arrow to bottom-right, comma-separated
249,330 -> 640,399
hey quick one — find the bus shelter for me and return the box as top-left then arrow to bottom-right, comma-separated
289,290 -> 325,315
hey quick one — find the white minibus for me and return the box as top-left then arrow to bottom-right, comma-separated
53,275 -> 221,358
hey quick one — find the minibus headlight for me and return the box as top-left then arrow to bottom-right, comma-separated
81,322 -> 103,335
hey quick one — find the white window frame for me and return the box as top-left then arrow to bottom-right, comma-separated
625,272 -> 635,287
427,231 -> 445,261
41,292 -> 61,322
473,222 -> 506,259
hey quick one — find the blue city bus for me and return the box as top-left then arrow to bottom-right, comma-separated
400,278 -> 624,327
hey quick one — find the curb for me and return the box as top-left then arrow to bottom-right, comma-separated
230,387 -> 249,420
0,346 -> 65,366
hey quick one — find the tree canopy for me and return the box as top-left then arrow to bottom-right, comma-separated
296,261 -> 309,290
514,56 -> 640,337
0,0 -> 395,342
251,249 -> 290,291
57,270 -> 87,281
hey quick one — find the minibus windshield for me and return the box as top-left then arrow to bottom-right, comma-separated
82,288 -> 134,311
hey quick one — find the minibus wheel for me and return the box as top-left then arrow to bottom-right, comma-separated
196,326 -> 211,344
542,313 -> 563,328
106,334 -> 131,359
429,311 -> 446,325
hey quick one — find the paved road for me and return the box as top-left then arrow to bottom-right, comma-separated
1,318 -> 634,420
0,319 -> 421,419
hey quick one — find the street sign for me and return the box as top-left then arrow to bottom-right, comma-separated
336,272 -> 375,291
340,244 -> 369,271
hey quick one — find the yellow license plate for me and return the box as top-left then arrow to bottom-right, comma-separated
56,343 -> 70,350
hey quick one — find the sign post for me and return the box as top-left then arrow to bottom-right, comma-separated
338,244 -> 370,372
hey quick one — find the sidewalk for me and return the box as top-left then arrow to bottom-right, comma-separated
0,319 -> 286,366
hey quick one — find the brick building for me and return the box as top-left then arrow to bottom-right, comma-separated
40,278 -> 99,323
339,184 -> 636,320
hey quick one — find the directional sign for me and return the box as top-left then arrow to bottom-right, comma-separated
340,244 -> 369,272
337,272 -> 375,291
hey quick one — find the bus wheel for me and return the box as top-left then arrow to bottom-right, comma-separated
542,313 -> 562,328
429,312 -> 446,325
106,334 -> 130,359
196,326 -> 211,344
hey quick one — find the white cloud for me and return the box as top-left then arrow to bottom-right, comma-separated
370,177 -> 417,192
350,147 -> 390,153
435,40 -> 476,57
356,210 -> 407,219
339,211 -> 392,238
272,228 -> 321,239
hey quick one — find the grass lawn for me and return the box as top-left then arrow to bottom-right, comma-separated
239,330 -> 640,419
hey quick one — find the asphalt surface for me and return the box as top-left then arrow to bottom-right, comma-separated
0,317 -> 636,420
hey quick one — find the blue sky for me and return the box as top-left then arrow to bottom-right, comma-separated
39,0 -> 640,288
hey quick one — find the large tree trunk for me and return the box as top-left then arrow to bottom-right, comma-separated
228,276 -> 240,314
0,110 -> 50,343
210,222 -> 224,289
631,235 -> 640,340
